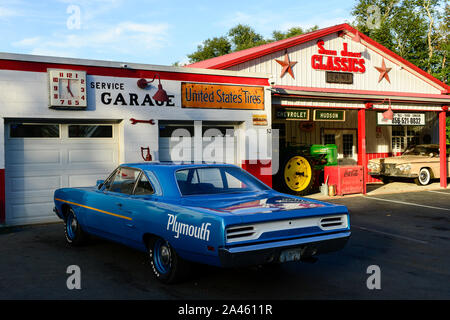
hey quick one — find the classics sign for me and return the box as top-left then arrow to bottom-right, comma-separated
311,40 -> 366,73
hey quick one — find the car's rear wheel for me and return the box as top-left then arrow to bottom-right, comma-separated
148,237 -> 190,284
64,207 -> 88,246
415,168 -> 432,186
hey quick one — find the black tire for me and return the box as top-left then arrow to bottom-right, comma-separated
415,168 -> 432,186
279,154 -> 317,196
64,207 -> 88,246
147,237 -> 190,284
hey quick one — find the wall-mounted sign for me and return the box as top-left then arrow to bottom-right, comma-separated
90,78 -> 177,107
252,114 -> 268,126
181,83 -> 264,110
48,69 -> 87,108
377,112 -> 425,126
326,71 -> 353,84
311,41 -> 366,73
275,108 -> 309,121
313,109 -> 346,121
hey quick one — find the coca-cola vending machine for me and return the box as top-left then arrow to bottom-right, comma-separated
324,166 -> 364,196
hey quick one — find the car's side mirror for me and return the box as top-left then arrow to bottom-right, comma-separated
96,179 -> 105,189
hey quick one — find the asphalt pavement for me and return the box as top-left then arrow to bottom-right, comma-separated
0,189 -> 449,300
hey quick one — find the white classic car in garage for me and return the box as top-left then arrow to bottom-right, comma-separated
368,144 -> 450,185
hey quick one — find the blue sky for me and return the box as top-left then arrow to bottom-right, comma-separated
0,0 -> 354,66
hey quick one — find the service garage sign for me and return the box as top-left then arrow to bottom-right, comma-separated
88,75 -> 179,108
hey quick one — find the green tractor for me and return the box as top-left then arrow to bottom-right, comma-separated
275,144 -> 338,196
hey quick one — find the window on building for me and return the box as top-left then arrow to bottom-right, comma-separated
68,125 -> 113,138
324,134 -> 336,145
392,126 -> 421,153
343,134 -> 354,158
10,123 -> 60,138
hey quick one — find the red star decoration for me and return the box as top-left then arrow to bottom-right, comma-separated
275,53 -> 297,79
374,58 -> 392,83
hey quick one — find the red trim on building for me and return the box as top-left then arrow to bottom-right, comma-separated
241,160 -> 272,187
0,59 -> 269,86
187,24 -> 346,70
0,169 -> 5,224
439,111 -> 448,188
357,109 -> 367,194
273,102 -> 443,112
273,85 -> 449,102
187,23 -> 449,92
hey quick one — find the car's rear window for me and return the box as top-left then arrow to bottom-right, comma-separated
175,167 -> 269,196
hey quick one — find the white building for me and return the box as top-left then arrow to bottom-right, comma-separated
0,53 -> 271,225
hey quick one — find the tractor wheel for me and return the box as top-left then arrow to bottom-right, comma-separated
280,154 -> 317,196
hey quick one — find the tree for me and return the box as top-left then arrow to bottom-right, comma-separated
271,25 -> 319,41
186,24 -> 318,63
228,24 -> 267,51
351,0 -> 448,82
187,36 -> 232,63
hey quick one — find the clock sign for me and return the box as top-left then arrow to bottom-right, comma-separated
48,69 -> 87,108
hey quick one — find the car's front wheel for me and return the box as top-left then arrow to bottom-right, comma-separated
148,237 -> 190,284
415,168 -> 432,186
64,207 -> 88,246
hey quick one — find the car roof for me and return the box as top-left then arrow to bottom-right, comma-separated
121,162 -> 237,170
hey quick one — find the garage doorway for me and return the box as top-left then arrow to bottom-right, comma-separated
158,121 -> 239,164
4,120 -> 120,225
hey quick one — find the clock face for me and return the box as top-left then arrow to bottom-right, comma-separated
48,69 -> 87,107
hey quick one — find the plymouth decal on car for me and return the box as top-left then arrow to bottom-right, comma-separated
54,163 -> 351,283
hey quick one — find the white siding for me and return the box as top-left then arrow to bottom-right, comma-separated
228,33 -> 443,95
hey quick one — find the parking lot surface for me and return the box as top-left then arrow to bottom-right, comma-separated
0,189 -> 449,300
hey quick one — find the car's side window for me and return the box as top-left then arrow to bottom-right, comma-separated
134,173 -> 154,195
106,167 -> 140,194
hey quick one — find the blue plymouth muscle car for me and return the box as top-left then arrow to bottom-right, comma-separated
54,163 -> 350,283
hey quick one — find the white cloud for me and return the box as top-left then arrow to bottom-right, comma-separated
12,36 -> 41,47
16,20 -> 170,59
0,6 -> 18,18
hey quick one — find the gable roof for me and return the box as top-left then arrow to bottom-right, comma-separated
187,23 -> 449,93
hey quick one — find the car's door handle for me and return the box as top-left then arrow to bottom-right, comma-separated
116,203 -> 123,207
126,223 -> 135,228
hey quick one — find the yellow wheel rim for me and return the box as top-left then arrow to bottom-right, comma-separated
284,156 -> 312,192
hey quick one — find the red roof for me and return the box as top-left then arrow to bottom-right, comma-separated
186,23 -> 449,93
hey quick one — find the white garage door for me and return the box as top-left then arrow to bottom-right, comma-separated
5,122 -> 120,226
158,122 -> 237,164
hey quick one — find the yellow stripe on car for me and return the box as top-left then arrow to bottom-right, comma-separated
55,198 -> 132,221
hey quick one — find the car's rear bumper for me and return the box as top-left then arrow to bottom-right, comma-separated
218,231 -> 350,268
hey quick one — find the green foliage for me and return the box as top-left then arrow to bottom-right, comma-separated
228,24 -> 267,51
271,25 -> 319,41
351,0 -> 449,82
187,36 -> 232,63
447,116 -> 450,144
187,24 -> 318,63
